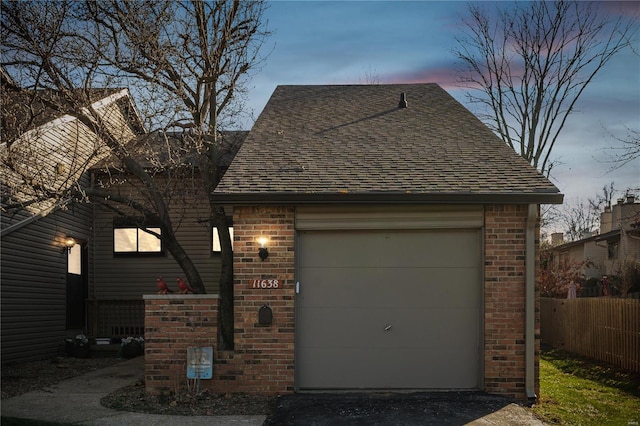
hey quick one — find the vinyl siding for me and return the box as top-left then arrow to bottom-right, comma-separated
1,201 -> 92,362
90,177 -> 221,299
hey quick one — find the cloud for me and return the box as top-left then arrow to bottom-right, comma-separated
600,1 -> 640,18
385,65 -> 463,90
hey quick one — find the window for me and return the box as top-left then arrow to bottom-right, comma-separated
212,226 -> 234,253
68,243 -> 81,275
114,218 -> 163,255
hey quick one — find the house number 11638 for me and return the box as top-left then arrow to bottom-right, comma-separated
251,279 -> 280,289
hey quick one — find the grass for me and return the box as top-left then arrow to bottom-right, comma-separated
532,348 -> 640,425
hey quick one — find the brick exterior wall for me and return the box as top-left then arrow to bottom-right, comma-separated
144,206 -> 296,395
218,206 -> 296,394
144,203 -> 539,400
484,204 -> 540,399
144,295 -> 219,394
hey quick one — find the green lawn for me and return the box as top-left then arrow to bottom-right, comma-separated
532,348 -> 640,425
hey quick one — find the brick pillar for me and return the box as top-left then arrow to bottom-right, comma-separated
144,295 -> 219,395
224,206 -> 296,394
483,204 -> 540,400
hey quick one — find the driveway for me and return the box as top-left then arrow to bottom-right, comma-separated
263,392 -> 546,425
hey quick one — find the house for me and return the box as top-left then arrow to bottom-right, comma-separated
548,232 -> 607,279
547,195 -> 640,296
597,195 -> 640,278
87,130 -> 245,338
1,86 -> 145,362
145,84 -> 563,401
1,85 -> 245,362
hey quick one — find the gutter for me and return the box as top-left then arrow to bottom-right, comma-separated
525,204 -> 537,401
210,191 -> 564,205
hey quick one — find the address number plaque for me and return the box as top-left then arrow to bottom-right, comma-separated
250,279 -> 280,289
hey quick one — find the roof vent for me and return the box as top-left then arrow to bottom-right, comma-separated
398,92 -> 408,108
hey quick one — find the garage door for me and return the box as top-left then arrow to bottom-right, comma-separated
296,228 -> 481,390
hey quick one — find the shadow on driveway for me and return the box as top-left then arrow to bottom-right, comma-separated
264,391 -> 544,425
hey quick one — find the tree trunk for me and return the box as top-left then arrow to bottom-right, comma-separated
162,229 -> 206,294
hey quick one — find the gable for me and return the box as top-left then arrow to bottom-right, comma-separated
213,84 -> 562,204
1,88 -> 145,224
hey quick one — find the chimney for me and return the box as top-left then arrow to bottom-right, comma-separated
626,194 -> 636,204
551,232 -> 564,245
398,92 -> 408,108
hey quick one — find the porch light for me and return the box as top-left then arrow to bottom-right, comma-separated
63,237 -> 76,253
257,237 -> 269,261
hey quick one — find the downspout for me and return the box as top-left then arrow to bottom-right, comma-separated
525,204 -> 537,401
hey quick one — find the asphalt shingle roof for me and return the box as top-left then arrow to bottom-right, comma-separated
213,84 -> 562,204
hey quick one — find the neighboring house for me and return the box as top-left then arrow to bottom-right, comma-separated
204,84 -> 563,400
1,87 -> 145,362
548,232 -> 607,280
1,87 -> 245,362
547,195 -> 640,292
597,195 -> 640,277
86,130 -> 245,338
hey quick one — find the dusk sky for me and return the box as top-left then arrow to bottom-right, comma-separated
242,1 -> 640,221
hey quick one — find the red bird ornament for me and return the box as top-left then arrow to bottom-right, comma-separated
156,277 -> 173,294
177,277 -> 196,294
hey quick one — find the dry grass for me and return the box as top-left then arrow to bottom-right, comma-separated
532,348 -> 640,425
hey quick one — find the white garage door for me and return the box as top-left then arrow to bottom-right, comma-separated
296,228 -> 482,390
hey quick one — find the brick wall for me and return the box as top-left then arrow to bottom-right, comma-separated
145,204 -> 540,400
144,206 -> 296,395
484,204 -> 540,399
223,206 -> 296,393
144,294 -> 219,394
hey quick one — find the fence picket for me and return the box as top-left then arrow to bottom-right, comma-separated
541,297 -> 640,373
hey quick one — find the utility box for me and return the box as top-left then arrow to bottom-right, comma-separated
187,347 -> 213,379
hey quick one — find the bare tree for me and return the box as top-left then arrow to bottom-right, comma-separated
557,182 -> 616,241
1,0 -> 269,349
454,1 -> 637,176
603,126 -> 640,169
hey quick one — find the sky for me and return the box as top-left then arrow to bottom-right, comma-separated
240,0 -> 640,225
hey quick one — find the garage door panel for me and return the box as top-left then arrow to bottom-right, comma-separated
300,346 -> 479,389
300,230 -> 480,269
299,267 -> 480,309
297,229 -> 481,390
299,306 -> 479,350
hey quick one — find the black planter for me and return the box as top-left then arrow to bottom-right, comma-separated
121,343 -> 144,359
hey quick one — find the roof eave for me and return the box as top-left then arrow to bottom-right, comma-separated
210,192 -> 564,205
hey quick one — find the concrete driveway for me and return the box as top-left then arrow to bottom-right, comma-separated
263,392 -> 546,425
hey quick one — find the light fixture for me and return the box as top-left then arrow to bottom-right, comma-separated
63,237 -> 76,253
257,237 -> 269,261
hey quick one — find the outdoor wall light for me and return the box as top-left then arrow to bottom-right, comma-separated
257,237 -> 269,261
63,237 -> 76,253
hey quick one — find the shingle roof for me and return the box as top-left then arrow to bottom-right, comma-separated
1,87 -> 144,144
213,84 -> 563,204
93,130 -> 247,170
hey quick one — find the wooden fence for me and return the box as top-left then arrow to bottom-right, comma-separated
541,297 -> 640,372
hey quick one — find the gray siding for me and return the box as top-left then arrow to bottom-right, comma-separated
1,202 -> 92,362
90,181 -> 221,299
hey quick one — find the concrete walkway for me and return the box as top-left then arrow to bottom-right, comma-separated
0,357 -> 265,425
